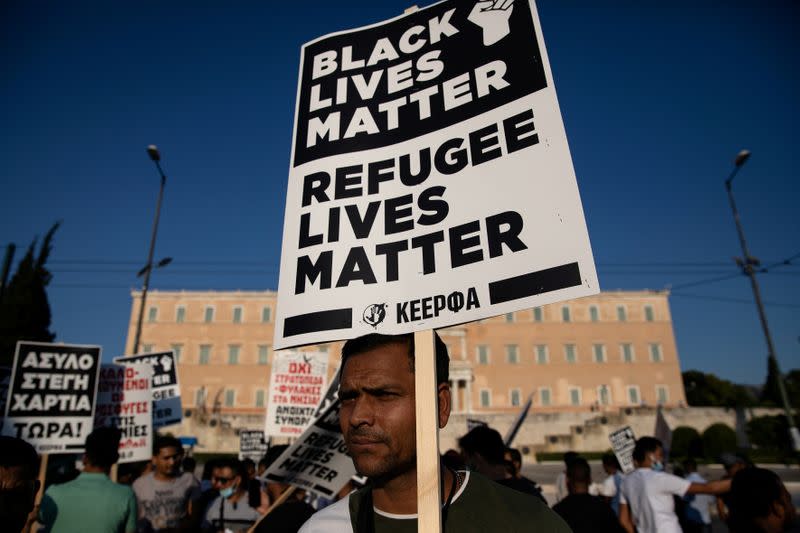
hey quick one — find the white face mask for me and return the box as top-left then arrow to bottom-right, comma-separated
650,455 -> 664,471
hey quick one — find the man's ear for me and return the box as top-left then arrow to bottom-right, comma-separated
437,382 -> 451,429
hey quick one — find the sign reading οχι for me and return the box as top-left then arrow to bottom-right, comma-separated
94,363 -> 154,463
274,0 -> 598,349
115,351 -> 181,428
262,399 -> 355,499
265,351 -> 329,437
2,341 -> 101,453
239,430 -> 269,463
609,425 -> 637,474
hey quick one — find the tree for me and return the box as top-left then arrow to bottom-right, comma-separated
670,426 -> 703,459
761,356 -> 788,407
0,222 -> 60,366
702,423 -> 737,460
682,370 -> 756,407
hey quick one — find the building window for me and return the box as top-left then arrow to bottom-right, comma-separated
564,344 -> 577,364
199,345 -> 211,365
257,345 -> 270,365
204,306 -> 214,323
539,388 -> 552,406
510,389 -> 521,407
506,344 -> 519,364
649,343 -> 663,362
569,387 -> 582,406
480,389 -> 491,408
147,306 -> 158,323
224,389 -> 235,407
171,344 -> 183,363
589,305 -> 599,322
656,386 -> 669,405
535,345 -> 548,365
505,312 -> 514,323
318,345 -> 329,353
261,306 -> 271,323
598,385 -> 611,406
232,306 -> 243,324
228,345 -> 240,365
142,344 -> 153,353
644,305 -> 655,322
621,343 -> 634,363
533,307 -> 543,322
176,306 -> 185,324
617,305 -> 627,322
195,388 -> 206,407
593,344 -> 606,363
477,345 -> 489,365
256,389 -> 266,407
627,386 -> 641,405
562,306 -> 571,323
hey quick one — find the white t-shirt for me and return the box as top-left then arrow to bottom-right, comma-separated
600,474 -> 618,497
619,468 -> 691,533
684,472 -> 713,525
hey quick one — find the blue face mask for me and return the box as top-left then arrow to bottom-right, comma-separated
652,461 -> 664,472
220,486 -> 235,498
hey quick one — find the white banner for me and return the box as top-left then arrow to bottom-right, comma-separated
95,364 -> 154,463
609,425 -> 637,474
239,430 -> 269,462
274,0 -> 598,349
2,341 -> 101,454
265,351 -> 329,437
115,351 -> 182,428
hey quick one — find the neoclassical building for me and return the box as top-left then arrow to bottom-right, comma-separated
126,289 -> 686,428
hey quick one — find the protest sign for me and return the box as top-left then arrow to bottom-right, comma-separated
262,399 -> 355,499
0,366 -> 11,426
95,363 -> 154,463
265,351 -> 329,437
2,341 -> 101,453
239,430 -> 269,462
115,350 -> 181,428
274,0 -> 598,349
609,425 -> 637,474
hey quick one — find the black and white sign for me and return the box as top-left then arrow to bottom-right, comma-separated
262,400 -> 355,499
274,0 -> 598,348
609,425 -> 637,474
1,341 -> 101,453
115,351 -> 182,428
239,430 -> 269,463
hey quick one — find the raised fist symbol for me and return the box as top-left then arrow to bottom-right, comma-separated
468,0 -> 514,46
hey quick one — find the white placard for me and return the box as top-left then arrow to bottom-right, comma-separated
115,351 -> 182,428
2,341 -> 101,454
265,351 -> 329,437
609,425 -> 637,474
95,363 -> 154,463
239,430 -> 269,462
274,0 -> 598,349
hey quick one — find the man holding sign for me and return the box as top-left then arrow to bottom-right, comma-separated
299,333 -> 568,532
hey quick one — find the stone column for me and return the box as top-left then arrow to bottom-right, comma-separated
465,378 -> 473,414
451,379 -> 460,413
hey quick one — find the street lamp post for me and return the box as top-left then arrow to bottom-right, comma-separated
132,145 -> 168,354
725,149 -> 800,451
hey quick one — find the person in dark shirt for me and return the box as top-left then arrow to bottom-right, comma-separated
254,445 -> 315,533
554,457 -> 625,533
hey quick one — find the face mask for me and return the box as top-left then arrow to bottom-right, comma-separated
651,460 -> 664,472
220,486 -> 235,498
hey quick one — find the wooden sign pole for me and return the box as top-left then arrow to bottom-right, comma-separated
246,485 -> 297,533
414,329 -> 442,533
35,454 -> 48,505
110,463 -> 119,483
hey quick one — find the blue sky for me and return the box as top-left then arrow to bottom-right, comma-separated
2,0 -> 798,384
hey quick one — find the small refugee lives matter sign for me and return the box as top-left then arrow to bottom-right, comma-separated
2,341 -> 101,453
115,351 -> 182,428
95,364 -> 154,463
263,400 -> 355,498
274,0 -> 598,349
265,351 -> 329,437
609,425 -> 637,474
239,430 -> 269,462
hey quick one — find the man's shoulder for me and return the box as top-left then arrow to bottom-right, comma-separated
133,471 -> 153,490
298,495 -> 351,533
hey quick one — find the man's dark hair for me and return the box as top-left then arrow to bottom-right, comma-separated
458,426 -> 505,465
182,456 -> 196,474
602,453 -> 620,470
214,457 -> 244,478
153,435 -> 183,455
563,451 -> 579,466
632,437 -> 662,463
506,447 -> 522,465
341,332 -> 449,384
85,427 -> 121,468
727,467 -> 787,532
566,457 -> 592,485
0,436 -> 39,480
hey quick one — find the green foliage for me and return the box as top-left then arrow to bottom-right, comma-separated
701,423 -> 737,460
0,223 -> 60,366
761,356 -> 785,407
786,370 -> 800,409
670,426 -> 703,459
747,414 -> 792,452
682,370 -> 756,407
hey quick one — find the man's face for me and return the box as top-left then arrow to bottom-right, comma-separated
153,446 -> 183,478
211,466 -> 239,495
338,342 -> 419,481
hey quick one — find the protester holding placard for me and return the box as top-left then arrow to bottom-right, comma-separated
39,427 -> 137,533
0,436 -> 40,533
298,333 -> 569,532
133,435 -> 200,532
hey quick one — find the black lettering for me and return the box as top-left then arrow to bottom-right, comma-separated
327,206 -> 341,243
411,230 -> 444,274
397,301 -> 409,322
336,247 -> 377,288
469,123 -> 502,165
449,221 -> 483,267
399,148 -> 432,186
486,211 -> 527,257
503,109 -> 539,153
384,194 -> 414,235
335,165 -> 363,200
345,202 -> 380,239
434,138 -> 468,175
295,251 -> 333,294
367,158 -> 395,194
417,186 -> 448,226
375,240 -> 408,282
302,171 -> 330,207
298,213 -> 323,249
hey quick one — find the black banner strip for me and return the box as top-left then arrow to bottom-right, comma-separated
284,309 -> 352,337
488,262 -> 582,305
65,443 -> 85,450
313,484 -> 334,496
